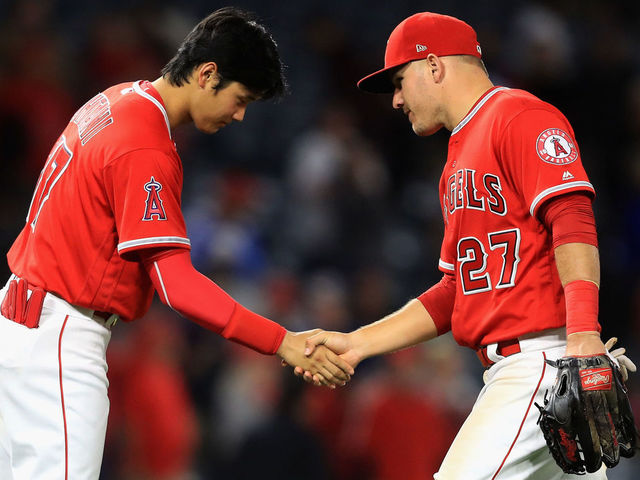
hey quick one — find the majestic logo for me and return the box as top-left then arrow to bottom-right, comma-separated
536,128 -> 579,165
580,367 -> 612,391
416,44 -> 427,53
142,176 -> 167,221
562,171 -> 574,181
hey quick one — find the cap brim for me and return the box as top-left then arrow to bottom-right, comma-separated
357,65 -> 398,94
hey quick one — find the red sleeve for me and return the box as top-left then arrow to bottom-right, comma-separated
538,193 -> 598,248
141,249 -> 286,355
417,273 -> 456,335
103,151 -> 191,259
498,107 -> 595,218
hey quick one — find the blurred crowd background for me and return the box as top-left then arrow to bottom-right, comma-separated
2,0 -> 640,478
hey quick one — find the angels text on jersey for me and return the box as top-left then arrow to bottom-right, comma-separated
443,168 -> 507,224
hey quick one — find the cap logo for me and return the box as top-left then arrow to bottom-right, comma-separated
416,44 -> 427,53
477,45 -> 482,55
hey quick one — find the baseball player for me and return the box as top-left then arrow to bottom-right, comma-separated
0,7 -> 353,480
300,12 -> 636,479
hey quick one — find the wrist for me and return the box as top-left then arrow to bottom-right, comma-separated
276,330 -> 292,359
567,331 -> 600,339
348,330 -> 367,364
565,331 -> 605,356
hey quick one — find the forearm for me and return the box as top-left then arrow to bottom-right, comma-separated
143,249 -> 285,354
542,192 -> 599,287
555,243 -> 604,354
541,194 -> 604,354
554,242 -> 600,287
349,299 -> 438,361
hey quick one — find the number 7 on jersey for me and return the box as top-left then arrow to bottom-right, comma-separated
26,135 -> 73,231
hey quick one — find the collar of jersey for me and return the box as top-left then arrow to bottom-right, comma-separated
451,86 -> 509,136
133,80 -> 172,139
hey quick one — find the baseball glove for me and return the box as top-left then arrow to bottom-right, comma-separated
536,354 -> 638,474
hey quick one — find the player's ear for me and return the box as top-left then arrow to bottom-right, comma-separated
196,62 -> 220,89
424,54 -> 444,84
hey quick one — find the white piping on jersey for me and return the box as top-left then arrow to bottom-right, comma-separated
132,81 -> 172,138
117,236 -> 191,253
153,261 -> 172,308
439,259 -> 455,271
529,181 -> 595,216
451,87 -> 510,136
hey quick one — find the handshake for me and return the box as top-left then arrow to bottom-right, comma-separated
276,329 -> 359,388
275,299 -> 441,387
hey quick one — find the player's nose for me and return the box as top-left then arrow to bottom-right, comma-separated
392,89 -> 404,110
233,105 -> 247,122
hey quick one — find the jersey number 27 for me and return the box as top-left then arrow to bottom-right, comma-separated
457,228 -> 521,295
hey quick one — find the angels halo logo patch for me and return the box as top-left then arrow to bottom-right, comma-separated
142,176 -> 167,221
536,128 -> 579,165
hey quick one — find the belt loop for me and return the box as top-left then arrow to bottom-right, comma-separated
92,311 -> 118,329
104,314 -> 118,328
476,338 -> 522,368
485,343 -> 499,364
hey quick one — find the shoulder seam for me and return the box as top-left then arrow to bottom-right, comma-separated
103,147 -> 177,170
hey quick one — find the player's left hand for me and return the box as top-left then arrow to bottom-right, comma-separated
565,333 -> 637,381
565,331 -> 606,356
605,337 -> 637,382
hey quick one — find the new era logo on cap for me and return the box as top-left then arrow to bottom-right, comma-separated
416,44 -> 427,52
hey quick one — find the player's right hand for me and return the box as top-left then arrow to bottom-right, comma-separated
293,330 -> 362,384
277,330 -> 354,387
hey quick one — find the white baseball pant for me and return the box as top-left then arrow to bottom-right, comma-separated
0,277 -> 113,479
434,328 -> 608,480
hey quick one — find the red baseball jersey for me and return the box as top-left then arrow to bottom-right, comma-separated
438,86 -> 594,349
7,81 -> 190,321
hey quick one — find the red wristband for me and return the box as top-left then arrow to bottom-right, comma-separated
222,303 -> 287,355
564,280 -> 601,335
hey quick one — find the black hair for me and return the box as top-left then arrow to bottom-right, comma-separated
161,7 -> 288,100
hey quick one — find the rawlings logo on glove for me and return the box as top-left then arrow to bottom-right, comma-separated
580,368 -> 611,390
536,354 -> 639,474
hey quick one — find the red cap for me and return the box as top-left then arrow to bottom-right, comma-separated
358,12 -> 482,93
